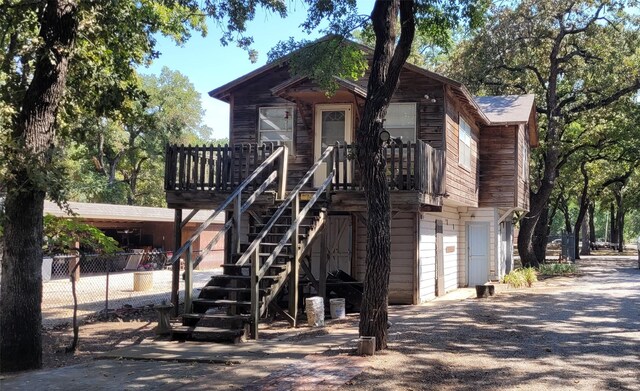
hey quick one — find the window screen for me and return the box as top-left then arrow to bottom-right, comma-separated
258,106 -> 294,152
384,103 -> 416,143
459,117 -> 471,168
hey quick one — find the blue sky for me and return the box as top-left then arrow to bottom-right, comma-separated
141,1 -> 370,140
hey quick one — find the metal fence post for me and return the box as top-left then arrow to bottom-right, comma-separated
105,257 -> 110,312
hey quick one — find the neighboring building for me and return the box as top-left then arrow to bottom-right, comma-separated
43,201 -> 225,269
163,39 -> 538,339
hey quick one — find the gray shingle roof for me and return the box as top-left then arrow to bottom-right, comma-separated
474,94 -> 535,124
43,201 -> 223,224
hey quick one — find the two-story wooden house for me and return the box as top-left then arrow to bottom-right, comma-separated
163,43 -> 538,341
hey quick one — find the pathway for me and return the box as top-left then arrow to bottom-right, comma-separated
2,256 -> 638,390
342,256 -> 640,390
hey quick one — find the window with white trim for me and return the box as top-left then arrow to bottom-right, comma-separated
258,106 -> 295,152
459,117 -> 471,168
384,103 -> 417,142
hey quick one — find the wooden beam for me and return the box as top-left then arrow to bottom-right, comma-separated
288,194 -> 300,327
180,208 -> 200,229
300,256 -> 318,290
269,302 -> 295,325
250,250 -> 259,339
319,222 -> 328,299
172,209 -> 182,316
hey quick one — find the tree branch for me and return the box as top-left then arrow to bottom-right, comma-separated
568,80 -> 640,114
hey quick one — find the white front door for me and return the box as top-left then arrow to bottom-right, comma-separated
467,223 -> 489,286
314,104 -> 352,187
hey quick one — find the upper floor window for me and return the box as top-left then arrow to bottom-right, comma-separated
258,106 -> 294,152
384,103 -> 417,143
459,117 -> 471,169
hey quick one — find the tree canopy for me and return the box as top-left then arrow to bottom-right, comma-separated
444,0 -> 640,265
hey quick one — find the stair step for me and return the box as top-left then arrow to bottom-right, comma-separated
213,274 -> 282,281
222,263 -> 287,269
182,313 -> 250,322
193,299 -> 253,306
201,286 -> 269,293
252,223 -> 312,229
171,325 -> 194,334
247,232 -> 308,239
259,242 -> 292,246
171,325 -> 247,343
231,253 -> 294,260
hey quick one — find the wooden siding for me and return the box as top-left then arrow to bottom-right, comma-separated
355,212 -> 416,304
392,68 -> 445,149
226,63 -> 447,192
517,124 -> 531,210
231,65 -> 314,187
478,125 -> 518,208
444,88 -> 479,207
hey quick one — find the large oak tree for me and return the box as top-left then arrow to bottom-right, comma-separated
445,0 -> 640,266
0,0 -> 482,371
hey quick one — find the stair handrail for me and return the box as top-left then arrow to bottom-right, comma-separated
168,145 -> 287,267
190,170 -> 279,270
235,144 -> 336,269
257,173 -> 333,280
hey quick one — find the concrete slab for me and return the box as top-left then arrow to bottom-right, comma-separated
98,327 -> 359,364
431,287 -> 476,302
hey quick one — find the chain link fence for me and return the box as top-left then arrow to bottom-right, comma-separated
41,251 -> 217,327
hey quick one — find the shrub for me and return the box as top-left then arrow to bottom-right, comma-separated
522,267 -> 538,287
502,269 -> 526,288
538,263 -> 578,276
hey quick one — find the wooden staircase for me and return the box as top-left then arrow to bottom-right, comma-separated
168,144 -> 336,343
172,201 -> 328,342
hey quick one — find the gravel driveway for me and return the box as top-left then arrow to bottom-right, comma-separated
342,256 -> 640,390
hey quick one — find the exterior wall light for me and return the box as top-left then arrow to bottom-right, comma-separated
379,129 -> 391,143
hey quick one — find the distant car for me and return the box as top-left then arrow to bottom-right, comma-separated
547,238 -> 562,249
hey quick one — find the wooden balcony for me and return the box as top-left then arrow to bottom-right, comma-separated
164,141 -> 445,210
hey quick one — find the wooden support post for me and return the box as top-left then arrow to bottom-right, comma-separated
233,193 -> 242,255
250,249 -> 259,339
319,220 -> 328,299
288,194 -> 300,327
224,211 -> 233,266
184,244 -> 193,314
172,209 -> 182,316
276,145 -> 288,201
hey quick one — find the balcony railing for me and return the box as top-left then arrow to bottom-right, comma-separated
164,140 -> 445,197
164,143 -> 281,192
331,140 -> 445,195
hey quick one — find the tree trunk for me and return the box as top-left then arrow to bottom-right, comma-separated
614,190 -> 624,252
574,163 -> 590,258
0,0 -> 78,373
580,207 -> 590,256
559,195 -> 572,234
609,203 -> 616,245
358,0 -> 414,351
0,191 -> 46,372
532,205 -> 550,263
588,203 -> 596,244
518,147 -> 560,267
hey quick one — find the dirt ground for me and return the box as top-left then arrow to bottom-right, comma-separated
25,255 -> 640,390
41,304 -> 358,370
341,256 -> 640,391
